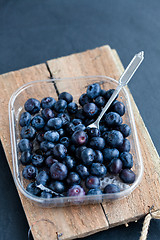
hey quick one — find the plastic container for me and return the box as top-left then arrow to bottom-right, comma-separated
9,76 -> 143,207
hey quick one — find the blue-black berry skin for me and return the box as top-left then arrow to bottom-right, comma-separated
31,154 -> 44,167
119,169 -> 135,184
104,184 -> 120,193
108,158 -> 123,174
19,112 -> 31,127
36,132 -> 45,143
41,97 -> 56,109
65,122 -> 75,136
79,93 -> 92,106
36,171 -> 49,186
41,108 -> 54,120
26,182 -> 41,196
81,148 -> 95,166
87,83 -> 101,99
60,137 -> 70,148
44,130 -> 60,143
66,172 -> 81,186
72,118 -> 82,126
75,146 -> 87,159
50,162 -> 68,180
47,117 -> 63,130
67,102 -> 78,114
63,155 -> 76,170
71,130 -> 88,146
22,165 -> 37,180
18,139 -> 32,152
57,128 -> 65,138
104,89 -> 118,101
58,92 -> 73,103
54,99 -> 67,113
89,137 -> 105,150
74,124 -> 86,132
20,151 -> 32,165
76,164 -> 89,179
24,98 -> 40,114
85,176 -> 100,189
49,181 -> 65,194
104,112 -> 122,127
103,148 -> 119,164
117,124 -> 131,138
41,191 -> 53,198
120,152 -> 133,168
118,139 -> 130,152
68,185 -> 85,197
100,89 -> 107,97
57,113 -> 70,126
52,144 -> 67,160
87,128 -> 100,138
45,156 -> 58,168
94,150 -> 104,163
90,163 -> 107,177
31,115 -> 45,130
94,96 -> 106,107
20,126 -> 36,140
111,101 -> 125,116
104,130 -> 124,148
40,141 -> 55,152
87,188 -> 102,195
83,103 -> 98,118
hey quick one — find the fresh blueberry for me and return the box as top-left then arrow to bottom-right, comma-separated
108,158 -> 123,174
94,96 -> 106,107
49,181 -> 65,193
65,122 -> 75,135
44,150 -> 54,158
72,118 -> 82,126
22,165 -> 37,179
111,101 -> 125,116
20,126 -> 36,140
83,103 -> 98,118
99,124 -> 109,133
120,152 -> 133,168
104,130 -> 124,148
85,176 -> 100,189
50,162 -> 68,180
79,93 -> 92,106
19,112 -> 31,127
53,143 -> 67,160
100,89 -> 107,97
90,163 -> 107,177
36,132 -> 45,143
67,102 -> 78,114
41,191 -> 53,198
18,139 -> 32,152
58,92 -> 73,103
87,189 -> 102,195
116,124 -> 131,138
104,89 -> 118,101
41,97 -> 56,109
44,130 -> 59,142
40,141 -> 55,152
89,137 -> 105,150
94,150 -> 104,163
67,172 -> 81,186
31,154 -> 44,167
76,164 -> 89,179
57,113 -> 70,126
31,115 -> 45,130
60,137 -> 70,148
20,151 -> 32,165
71,130 -> 88,146
104,112 -> 122,127
119,169 -> 135,184
74,124 -> 86,132
75,109 -> 86,121
118,139 -> 130,152
104,184 -> 120,193
41,108 -> 54,120
45,156 -> 58,168
47,117 -> 63,130
68,185 -> 85,197
81,148 -> 95,166
75,146 -> 87,159
87,128 -> 100,138
24,98 -> 40,114
54,99 -> 67,113
87,83 -> 101,99
26,182 -> 41,196
103,148 -> 119,164
57,128 -> 65,137
63,155 -> 76,170
36,170 -> 49,186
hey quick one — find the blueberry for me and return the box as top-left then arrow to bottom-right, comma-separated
94,96 -> 106,107
108,158 -> 123,174
60,137 -> 70,148
83,103 -> 98,118
36,132 -> 45,143
111,101 -> 125,116
117,124 -> 131,138
74,124 -> 86,132
118,139 -> 130,152
47,117 -> 63,130
41,191 -> 53,198
24,98 -> 40,114
90,163 -> 107,177
22,165 -> 37,179
43,125 -> 50,131
87,189 -> 102,195
100,89 -> 107,97
119,169 -> 135,184
85,176 -> 100,189
72,118 -> 82,126
65,122 -> 75,136
87,128 -> 100,138
31,154 -> 44,167
44,130 -> 59,143
18,139 -> 32,152
104,112 -> 122,127
68,185 -> 85,197
104,89 -> 118,101
45,156 -> 58,168
26,182 -> 41,196
67,102 -> 78,114
57,113 -> 70,126
94,150 -> 104,163
41,97 -> 56,109
36,171 -> 49,186
104,184 -> 120,193
19,112 -> 31,127
79,93 -> 92,106
63,155 -> 76,170
20,126 -> 36,139
120,152 -> 133,168
89,137 -> 105,150
75,109 -> 86,121
84,118 -> 95,126
50,162 -> 68,180
67,172 -> 81,186
54,99 -> 67,113
104,130 -> 124,148
53,143 -> 67,160
76,164 -> 89,179
87,83 -> 101,99
99,124 -> 109,133
81,148 -> 95,166
20,151 -> 32,165
75,146 -> 87,159
49,181 -> 65,193
103,148 -> 119,164
40,141 -> 55,152
41,108 -> 54,120
31,115 -> 45,130
71,130 -> 88,146
57,128 -> 65,137
58,92 -> 73,103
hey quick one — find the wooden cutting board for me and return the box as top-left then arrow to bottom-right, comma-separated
0,45 -> 160,240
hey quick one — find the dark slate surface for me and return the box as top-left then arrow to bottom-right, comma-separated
0,0 -> 160,239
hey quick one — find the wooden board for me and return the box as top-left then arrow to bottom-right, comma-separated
0,45 -> 160,240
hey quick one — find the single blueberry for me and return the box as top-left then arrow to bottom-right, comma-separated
31,154 -> 44,167
41,108 -> 54,120
41,97 -> 56,109
79,93 -> 92,106
60,137 -> 70,148
41,191 -> 53,198
118,139 -> 130,152
75,146 -> 87,159
19,112 -> 31,127
52,143 -> 67,160
94,150 -> 104,163
36,171 -> 49,186
89,137 -> 105,150
120,152 -> 133,168
20,126 -> 36,139
50,162 -> 68,180
103,148 -> 119,164
20,151 -> 32,165
65,122 -> 75,136
87,83 -> 101,99
44,130 -> 59,142
72,118 -> 82,126
54,99 -> 67,113
108,158 -> 123,174
104,112 -> 122,127
18,139 -> 32,152
22,165 -> 37,179
45,156 -> 58,168
68,185 -> 85,197
58,92 -> 73,103
26,182 -> 41,196
83,103 -> 99,118
76,164 -> 89,179
81,148 -> 95,166
67,102 -> 78,114
31,115 -> 45,130
49,181 -> 65,194
111,101 -> 125,116
66,172 -> 81,186
47,117 -> 63,130
24,98 -> 40,114
40,141 -> 55,152
71,130 -> 88,146
63,155 -> 76,170
104,130 -> 124,148
119,169 -> 135,184
104,184 -> 120,193
57,113 -> 70,126
87,128 -> 100,138
94,96 -> 106,107
116,124 -> 131,138
90,163 -> 107,177
85,176 -> 100,189
87,189 -> 102,195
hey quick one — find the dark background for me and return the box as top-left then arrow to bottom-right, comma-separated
0,0 -> 160,239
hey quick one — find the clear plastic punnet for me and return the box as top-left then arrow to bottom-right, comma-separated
9,76 -> 143,207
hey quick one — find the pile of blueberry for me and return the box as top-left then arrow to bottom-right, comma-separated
18,83 -> 135,199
